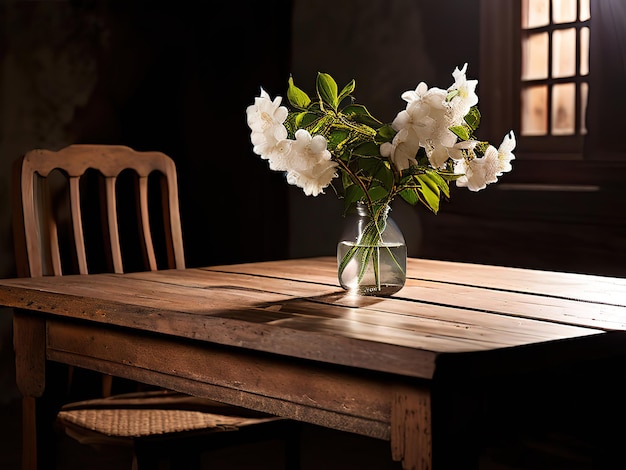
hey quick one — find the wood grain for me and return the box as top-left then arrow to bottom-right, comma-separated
2,256 -> 626,470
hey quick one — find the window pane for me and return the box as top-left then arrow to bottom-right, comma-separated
522,85 -> 548,135
552,0 -> 577,23
522,32 -> 549,80
580,0 -> 590,21
552,28 -> 576,78
580,26 -> 589,75
523,0 -> 549,28
552,83 -> 575,135
580,82 -> 588,135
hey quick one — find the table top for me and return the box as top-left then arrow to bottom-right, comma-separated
1,256 -> 625,381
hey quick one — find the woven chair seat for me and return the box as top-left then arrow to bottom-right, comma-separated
56,390 -> 283,448
57,408 -> 276,438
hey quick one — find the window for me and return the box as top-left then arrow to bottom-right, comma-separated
520,0 -> 590,138
480,0 -> 626,179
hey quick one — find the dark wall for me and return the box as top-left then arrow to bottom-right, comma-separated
0,0 -> 293,270
74,1 -> 293,267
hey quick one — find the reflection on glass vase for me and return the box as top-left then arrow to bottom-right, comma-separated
337,203 -> 407,296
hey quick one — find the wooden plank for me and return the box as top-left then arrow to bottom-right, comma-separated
203,256 -> 339,285
0,277 -> 603,363
206,256 -> 626,308
49,346 -> 392,440
397,279 -> 626,331
406,257 -> 626,305
46,319 -> 394,439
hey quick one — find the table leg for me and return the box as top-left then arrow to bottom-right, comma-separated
13,311 -> 46,470
391,384 -> 432,470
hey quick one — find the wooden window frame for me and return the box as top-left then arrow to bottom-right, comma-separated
479,0 -> 626,185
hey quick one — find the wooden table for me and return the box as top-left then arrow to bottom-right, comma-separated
2,256 -> 626,469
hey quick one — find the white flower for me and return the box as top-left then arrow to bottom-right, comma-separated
283,129 -> 338,196
448,63 -> 479,123
399,81 -> 429,105
249,122 -> 288,159
246,88 -> 288,132
390,83 -> 453,169
380,127 -> 421,171
393,77 -> 469,169
246,88 -> 289,157
496,131 -> 516,175
454,131 -> 516,192
455,145 -> 500,191
264,138 -> 293,171
446,139 -> 478,161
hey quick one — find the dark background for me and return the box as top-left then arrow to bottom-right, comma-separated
1,1 -> 625,467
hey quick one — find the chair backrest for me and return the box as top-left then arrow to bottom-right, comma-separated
12,144 -> 185,277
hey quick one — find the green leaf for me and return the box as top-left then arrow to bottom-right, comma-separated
374,163 -> 394,191
423,170 -> 451,199
337,80 -> 356,105
464,106 -> 481,130
344,183 -> 365,206
342,104 -> 383,128
367,185 -> 389,203
305,114 -> 336,136
449,125 -> 470,141
399,187 -> 419,206
342,104 -> 370,117
325,128 -> 351,150
317,73 -> 339,110
416,177 -> 440,213
352,141 -> 380,157
376,124 -> 396,142
357,157 -> 383,175
287,77 -> 311,108
416,174 -> 440,198
293,111 -> 320,129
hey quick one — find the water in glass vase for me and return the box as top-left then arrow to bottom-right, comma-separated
337,241 -> 407,296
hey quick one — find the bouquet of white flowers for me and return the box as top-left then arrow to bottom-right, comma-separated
246,64 -> 515,295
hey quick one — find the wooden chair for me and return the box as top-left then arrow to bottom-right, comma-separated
11,144 -> 300,469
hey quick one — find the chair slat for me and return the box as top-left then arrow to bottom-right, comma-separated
68,176 -> 88,275
164,172 -> 185,269
20,164 -> 42,277
138,175 -> 157,271
39,178 -> 62,276
105,176 -> 124,274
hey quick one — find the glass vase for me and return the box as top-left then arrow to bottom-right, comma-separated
337,203 -> 407,296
